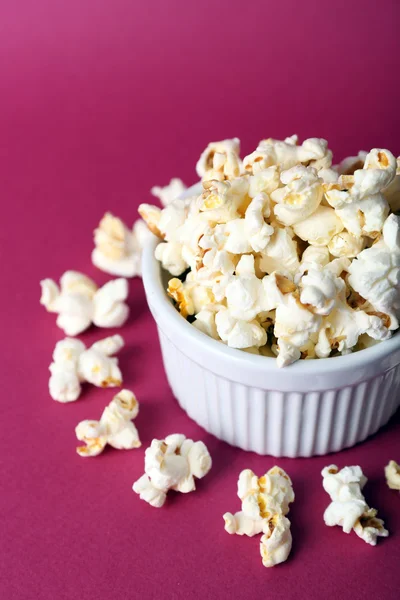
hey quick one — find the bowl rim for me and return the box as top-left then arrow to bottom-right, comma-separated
142,234 -> 400,378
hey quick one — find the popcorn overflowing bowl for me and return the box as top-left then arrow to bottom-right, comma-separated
141,136 -> 400,457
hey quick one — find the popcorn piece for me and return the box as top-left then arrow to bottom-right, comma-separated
155,242 -> 188,276
348,214 -> 400,327
192,309 -> 220,340
293,206 -> 344,246
328,231 -> 366,258
48,338 -> 86,402
299,265 -> 344,316
321,464 -> 388,545
133,434 -> 212,507
385,460 -> 400,491
258,227 -> 300,275
383,157 -> 400,212
335,151 -> 367,175
244,193 -> 274,252
274,294 -> 322,366
215,308 -> 267,349
223,467 -> 294,568
138,203 -> 163,238
76,389 -> 141,457
92,212 -> 152,277
151,178 -> 186,207
199,177 -> 249,223
248,166 -> 280,198
196,138 -> 242,181
353,508 -> 389,546
271,166 -> 323,226
167,276 -> 215,318
49,335 -> 124,402
260,514 -> 292,568
40,271 -> 129,335
244,136 -> 332,173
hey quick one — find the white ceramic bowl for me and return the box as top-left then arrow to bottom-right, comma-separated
142,189 -> 400,457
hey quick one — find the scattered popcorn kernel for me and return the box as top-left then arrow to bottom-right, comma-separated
133,434 -> 212,507
385,460 -> 400,491
76,389 -> 141,457
223,467 -> 294,567
92,212 -> 151,277
260,514 -> 292,567
49,335 -> 124,402
321,464 -> 388,545
40,271 -> 129,335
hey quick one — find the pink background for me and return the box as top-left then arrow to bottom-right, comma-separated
1,1 -> 400,598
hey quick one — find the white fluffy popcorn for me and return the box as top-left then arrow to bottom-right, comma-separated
348,214 -> 400,327
322,465 -> 388,545
151,178 -> 186,206
40,271 -> 129,335
385,460 -> 400,491
223,467 -> 294,568
133,434 -> 212,507
196,138 -> 242,181
75,389 -> 141,457
49,335 -> 124,402
271,165 -> 323,226
92,212 -> 152,277
143,136 -> 400,366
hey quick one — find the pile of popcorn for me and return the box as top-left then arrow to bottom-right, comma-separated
139,136 -> 400,367
37,135 -> 400,570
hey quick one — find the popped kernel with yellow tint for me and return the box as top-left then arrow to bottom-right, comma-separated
223,466 -> 294,567
49,335 -> 125,402
76,389 -> 141,457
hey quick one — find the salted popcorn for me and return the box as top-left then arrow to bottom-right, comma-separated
223,467 -> 294,568
322,465 -> 388,546
385,460 -> 400,491
49,335 -> 124,402
92,212 -> 152,277
40,271 -> 129,335
76,389 -> 141,457
348,214 -> 400,328
133,434 -> 212,507
142,136 -> 400,367
151,178 -> 186,207
196,138 -> 242,181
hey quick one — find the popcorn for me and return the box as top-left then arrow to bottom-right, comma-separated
258,227 -> 300,275
299,265 -> 344,316
92,212 -> 151,277
196,138 -> 242,181
271,166 -> 323,226
244,136 -> 332,173
223,467 -> 294,568
40,271 -> 129,335
147,136 -> 400,367
328,230 -> 365,258
49,335 -> 124,402
75,389 -> 141,457
293,206 -> 344,246
383,157 -> 400,212
215,308 -> 267,349
336,151 -> 367,175
322,465 -> 388,545
151,178 -> 186,206
260,514 -> 292,568
348,214 -> 400,328
133,434 -> 212,507
384,460 -> 400,491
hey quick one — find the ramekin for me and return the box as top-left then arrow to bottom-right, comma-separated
142,191 -> 400,457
